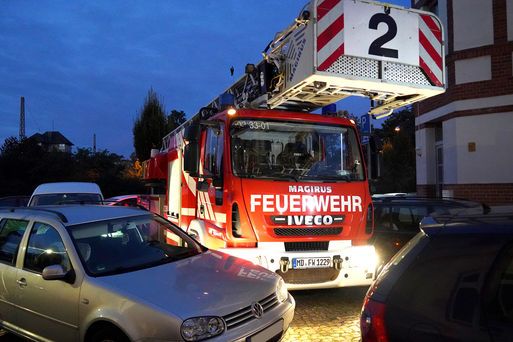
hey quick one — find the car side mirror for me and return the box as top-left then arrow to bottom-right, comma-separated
42,265 -> 67,280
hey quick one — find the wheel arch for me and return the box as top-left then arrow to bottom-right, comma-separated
84,320 -> 130,342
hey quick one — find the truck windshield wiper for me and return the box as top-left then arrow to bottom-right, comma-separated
301,174 -> 353,182
262,172 -> 299,182
236,171 -> 299,182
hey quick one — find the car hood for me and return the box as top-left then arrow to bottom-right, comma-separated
89,250 -> 279,319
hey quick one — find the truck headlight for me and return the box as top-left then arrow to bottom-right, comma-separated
181,316 -> 225,341
349,246 -> 378,269
276,278 -> 288,303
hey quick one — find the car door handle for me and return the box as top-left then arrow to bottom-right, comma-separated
16,278 -> 27,287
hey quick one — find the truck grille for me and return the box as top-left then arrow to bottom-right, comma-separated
223,292 -> 279,330
274,227 -> 342,237
277,268 -> 340,284
284,241 -> 329,251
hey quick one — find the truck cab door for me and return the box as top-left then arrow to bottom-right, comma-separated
167,149 -> 182,225
199,125 -> 225,225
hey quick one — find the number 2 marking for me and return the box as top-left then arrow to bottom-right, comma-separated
368,13 -> 398,58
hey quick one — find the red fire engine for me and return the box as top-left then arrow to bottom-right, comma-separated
143,0 -> 444,290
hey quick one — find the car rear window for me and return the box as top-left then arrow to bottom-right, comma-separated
374,205 -> 428,232
368,233 -> 429,301
31,193 -> 103,205
387,234 -> 508,325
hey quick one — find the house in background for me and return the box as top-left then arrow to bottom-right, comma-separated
412,0 -> 513,205
29,131 -> 73,153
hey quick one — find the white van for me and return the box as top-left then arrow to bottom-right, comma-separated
28,182 -> 104,206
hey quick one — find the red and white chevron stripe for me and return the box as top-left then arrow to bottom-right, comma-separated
419,14 -> 443,86
317,0 -> 344,71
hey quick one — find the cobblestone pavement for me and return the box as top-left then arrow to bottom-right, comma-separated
0,286 -> 368,342
282,286 -> 367,342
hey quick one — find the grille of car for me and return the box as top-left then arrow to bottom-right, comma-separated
277,268 -> 340,284
223,292 -> 279,330
284,241 -> 329,251
274,227 -> 342,237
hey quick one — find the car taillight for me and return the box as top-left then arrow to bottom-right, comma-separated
361,297 -> 388,342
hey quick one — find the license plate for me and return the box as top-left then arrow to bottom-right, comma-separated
247,319 -> 283,342
292,257 -> 332,269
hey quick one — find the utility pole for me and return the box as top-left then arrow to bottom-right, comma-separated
93,134 -> 96,153
19,97 -> 25,139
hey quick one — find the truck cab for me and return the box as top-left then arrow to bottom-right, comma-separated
146,108 -> 377,290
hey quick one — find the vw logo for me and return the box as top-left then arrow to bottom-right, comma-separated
251,302 -> 264,319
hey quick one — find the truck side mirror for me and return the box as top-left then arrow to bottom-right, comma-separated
183,143 -> 200,176
212,177 -> 223,189
184,124 -> 201,142
196,180 -> 209,192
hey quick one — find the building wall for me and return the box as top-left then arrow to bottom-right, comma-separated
453,0 -> 494,51
413,0 -> 513,205
443,112 -> 513,184
415,126 -> 437,185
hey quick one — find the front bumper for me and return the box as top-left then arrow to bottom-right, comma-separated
219,243 -> 377,290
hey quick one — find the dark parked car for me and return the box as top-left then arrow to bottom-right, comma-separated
0,196 -> 29,207
361,205 -> 513,342
369,195 -> 483,264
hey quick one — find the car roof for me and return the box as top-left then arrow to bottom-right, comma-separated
372,195 -> 481,207
420,205 -> 513,235
371,193 -> 409,198
31,182 -> 103,196
0,205 -> 149,226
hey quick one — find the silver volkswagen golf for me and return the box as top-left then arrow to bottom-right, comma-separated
0,205 -> 295,341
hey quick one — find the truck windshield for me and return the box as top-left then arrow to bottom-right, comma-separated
230,119 -> 365,182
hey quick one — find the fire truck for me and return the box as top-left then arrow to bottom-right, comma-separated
143,0 -> 444,290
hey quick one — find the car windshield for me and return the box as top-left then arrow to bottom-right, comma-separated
67,214 -> 203,276
31,193 -> 103,205
230,119 -> 365,182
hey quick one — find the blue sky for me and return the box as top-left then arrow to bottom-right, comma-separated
0,0 -> 411,158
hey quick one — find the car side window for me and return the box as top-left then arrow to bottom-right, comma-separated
410,205 -> 429,230
24,223 -> 71,274
485,242 -> 513,324
391,205 -> 428,232
374,206 -> 393,231
431,204 -> 457,215
0,218 -> 29,265
496,253 -> 513,323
